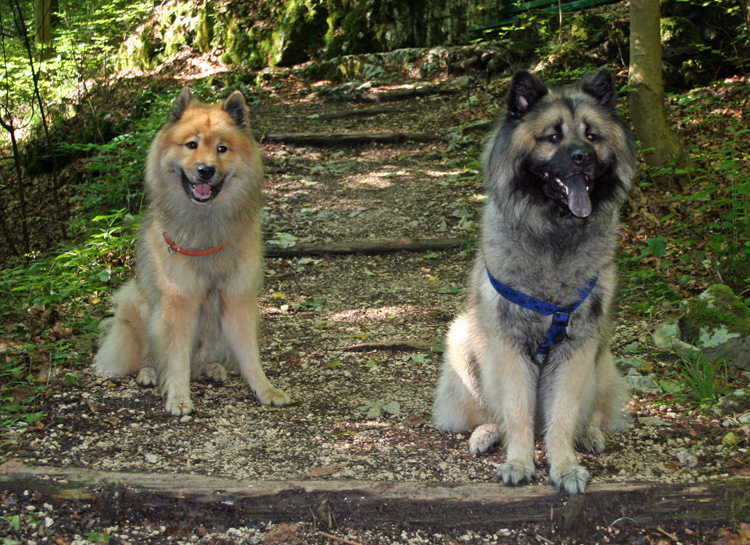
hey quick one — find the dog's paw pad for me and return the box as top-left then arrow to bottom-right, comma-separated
550,464 -> 590,494
469,424 -> 501,455
203,363 -> 228,384
165,396 -> 194,416
136,367 -> 157,387
257,386 -> 291,407
496,461 -> 535,486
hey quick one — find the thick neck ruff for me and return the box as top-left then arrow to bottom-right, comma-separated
162,231 -> 229,257
485,265 -> 597,355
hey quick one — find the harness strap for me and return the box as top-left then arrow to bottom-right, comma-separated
485,266 -> 597,355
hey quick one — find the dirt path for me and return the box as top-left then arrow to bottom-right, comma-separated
1,76 -> 748,545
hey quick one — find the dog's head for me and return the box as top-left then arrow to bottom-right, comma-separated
494,68 -> 635,219
149,88 -> 260,207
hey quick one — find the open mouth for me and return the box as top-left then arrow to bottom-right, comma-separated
542,172 -> 592,218
181,170 -> 224,204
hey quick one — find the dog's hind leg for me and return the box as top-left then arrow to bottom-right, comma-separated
221,289 -> 290,406
94,281 -> 148,377
432,316 -> 489,434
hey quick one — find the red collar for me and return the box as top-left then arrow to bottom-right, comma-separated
162,231 -> 229,257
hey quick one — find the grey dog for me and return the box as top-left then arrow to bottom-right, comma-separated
433,68 -> 637,494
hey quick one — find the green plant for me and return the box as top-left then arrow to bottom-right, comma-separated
673,353 -> 730,412
617,250 -> 681,315
649,87 -> 750,301
0,210 -> 137,432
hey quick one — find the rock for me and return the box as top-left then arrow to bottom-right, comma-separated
717,389 -> 750,414
676,449 -> 698,467
638,416 -> 670,426
681,285 -> 750,370
653,285 -> 750,371
625,368 -> 661,394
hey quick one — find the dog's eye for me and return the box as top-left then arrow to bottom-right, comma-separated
543,134 -> 561,144
186,141 -> 198,150
217,144 -> 228,154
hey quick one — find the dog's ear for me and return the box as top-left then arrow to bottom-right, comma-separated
223,91 -> 248,128
581,68 -> 618,111
170,87 -> 193,122
506,70 -> 547,118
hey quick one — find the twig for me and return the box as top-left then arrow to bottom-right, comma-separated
319,531 -> 365,545
655,526 -> 679,542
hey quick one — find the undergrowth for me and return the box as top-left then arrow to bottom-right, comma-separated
0,211 -> 137,434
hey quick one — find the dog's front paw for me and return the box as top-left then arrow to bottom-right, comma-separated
576,426 -> 606,454
257,385 -> 291,407
550,464 -> 590,494
496,461 -> 535,486
202,362 -> 228,384
136,367 -> 157,387
165,395 -> 194,416
469,423 -> 501,455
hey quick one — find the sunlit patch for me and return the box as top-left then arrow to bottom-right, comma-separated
327,305 -> 424,323
341,169 -> 406,189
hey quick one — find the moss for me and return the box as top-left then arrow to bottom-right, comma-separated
681,285 -> 750,343
195,5 -> 214,53
570,14 -> 607,46
661,16 -> 702,55
271,0 -> 329,66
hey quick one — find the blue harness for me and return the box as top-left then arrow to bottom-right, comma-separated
486,266 -> 598,355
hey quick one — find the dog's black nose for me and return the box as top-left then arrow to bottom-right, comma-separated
571,150 -> 593,166
198,165 -> 216,180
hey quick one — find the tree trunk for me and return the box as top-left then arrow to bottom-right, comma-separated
34,0 -> 53,59
628,0 -> 685,187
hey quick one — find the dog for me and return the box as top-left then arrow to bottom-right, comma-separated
432,68 -> 636,494
94,88 -> 290,416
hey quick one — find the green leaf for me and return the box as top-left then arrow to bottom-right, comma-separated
646,236 -> 667,258
2,515 -> 20,531
659,379 -> 683,394
268,233 -> 297,248
84,532 -> 110,544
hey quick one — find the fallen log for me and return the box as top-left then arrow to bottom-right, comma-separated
0,461 -> 745,534
265,237 -> 465,258
258,132 -> 440,147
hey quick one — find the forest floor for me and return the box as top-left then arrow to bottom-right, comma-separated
1,58 -> 750,544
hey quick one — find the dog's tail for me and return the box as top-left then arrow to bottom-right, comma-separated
93,281 -> 148,376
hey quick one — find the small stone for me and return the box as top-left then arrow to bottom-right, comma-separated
676,449 -> 698,468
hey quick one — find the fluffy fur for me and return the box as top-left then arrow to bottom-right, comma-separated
432,68 -> 636,494
94,88 -> 290,416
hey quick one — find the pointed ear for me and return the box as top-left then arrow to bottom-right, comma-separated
170,87 -> 193,123
581,67 -> 618,111
223,90 -> 248,127
506,70 -> 547,118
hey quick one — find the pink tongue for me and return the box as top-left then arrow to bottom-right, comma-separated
192,183 -> 212,200
564,175 -> 591,218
